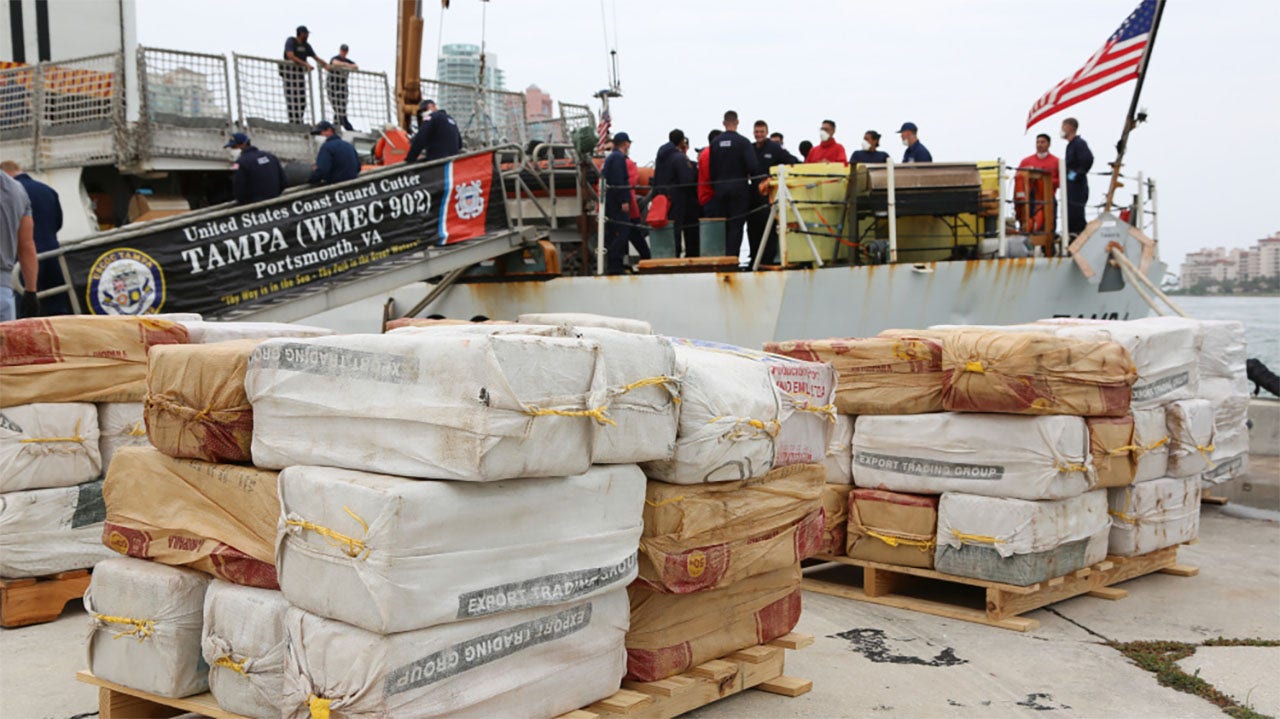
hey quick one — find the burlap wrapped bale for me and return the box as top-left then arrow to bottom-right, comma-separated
823,414 -> 854,484
97,402 -> 149,470
202,581 -> 290,719
145,339 -> 261,463
1107,477 -> 1200,557
1132,407 -> 1170,482
1,316 -> 188,407
847,489 -> 939,569
1166,399 -> 1215,478
103,446 -> 279,588
820,484 -> 852,556
765,336 -> 944,415
179,320 -> 334,344
519,312 -> 653,335
0,402 -> 100,492
638,463 -> 824,593
1038,318 -> 1200,408
939,330 -> 1136,416
0,480 -> 115,578
1087,415 -> 1137,489
626,565 -> 802,682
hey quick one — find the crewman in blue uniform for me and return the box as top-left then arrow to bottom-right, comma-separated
748,119 -> 792,265
899,122 -> 933,163
708,110 -> 759,263
2,160 -> 67,315
308,120 -> 360,185
1061,117 -> 1094,236
406,99 -> 463,163
225,132 -> 287,205
601,132 -> 633,274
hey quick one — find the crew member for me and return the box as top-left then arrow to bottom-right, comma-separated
0,171 -> 39,320
899,122 -> 932,163
1017,133 -> 1060,232
696,129 -> 721,217
805,119 -> 846,163
3,160 -> 67,315
797,140 -> 813,161
708,110 -> 758,262
307,120 -> 360,185
327,43 -> 358,132
1062,117 -> 1093,236
654,129 -> 699,257
625,151 -> 651,264
406,99 -> 462,163
601,132 -> 633,274
225,132 -> 287,205
282,25 -> 327,125
749,120 -> 791,265
849,130 -> 890,164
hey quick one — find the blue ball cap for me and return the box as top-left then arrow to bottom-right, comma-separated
898,122 -> 918,133
612,132 -> 631,144
224,132 -> 249,148
310,120 -> 335,135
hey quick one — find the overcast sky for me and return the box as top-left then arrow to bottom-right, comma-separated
138,0 -> 1279,270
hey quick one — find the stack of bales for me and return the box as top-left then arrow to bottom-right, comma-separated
627,337 -> 829,682
1168,318 -> 1251,486
0,316 -> 188,581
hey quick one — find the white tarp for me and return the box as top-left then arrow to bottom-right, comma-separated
823,415 -> 854,485
1039,318 -> 1200,408
0,403 -> 100,493
852,413 -> 1095,500
281,590 -> 628,718
85,557 -> 211,698
246,333 -> 606,481
202,581 -> 290,719
518,312 -> 653,335
641,344 -> 782,484
1166,399 -> 1215,478
277,464 -> 644,634
0,480 -> 114,578
97,402 -> 148,471
1108,476 -> 1200,557
1132,407 -> 1170,483
937,490 -> 1110,559
179,320 -> 335,344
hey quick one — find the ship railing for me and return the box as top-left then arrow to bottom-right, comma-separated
500,142 -> 583,231
232,53 -> 317,164
0,53 -> 124,171
0,63 -> 38,169
317,65 -> 394,135
132,47 -> 234,167
417,78 -> 529,149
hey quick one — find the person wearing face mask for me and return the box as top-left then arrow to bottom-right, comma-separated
849,130 -> 890,165
804,120 -> 846,163
1061,117 -> 1093,236
898,122 -> 932,163
225,132 -> 286,205
307,120 -> 361,185
406,99 -> 462,163
601,132 -> 634,274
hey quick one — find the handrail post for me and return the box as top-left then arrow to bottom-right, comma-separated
778,166 -> 788,267
996,158 -> 1007,258
1058,151 -> 1069,252
596,176 -> 606,276
1135,170 -> 1145,231
886,158 -> 897,264
1148,178 -> 1159,245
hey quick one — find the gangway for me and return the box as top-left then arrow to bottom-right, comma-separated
42,148 -> 537,323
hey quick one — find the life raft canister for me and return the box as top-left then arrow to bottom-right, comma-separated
375,128 -> 411,165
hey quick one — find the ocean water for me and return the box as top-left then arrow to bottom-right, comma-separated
1175,296 -> 1280,372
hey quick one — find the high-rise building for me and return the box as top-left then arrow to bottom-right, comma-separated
434,44 -> 513,143
1258,235 -> 1280,278
525,85 -> 552,121
436,44 -> 505,90
1179,233 -> 1280,288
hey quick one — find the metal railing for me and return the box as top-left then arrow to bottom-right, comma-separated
233,52 -> 315,162
419,78 -> 528,149
135,47 -> 233,163
0,53 -> 123,171
318,65 -> 394,134
0,63 -> 38,168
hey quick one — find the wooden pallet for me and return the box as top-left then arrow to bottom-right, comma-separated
1200,488 -> 1230,505
556,633 -> 813,719
76,633 -> 813,719
803,546 -> 1197,632
0,569 -> 91,628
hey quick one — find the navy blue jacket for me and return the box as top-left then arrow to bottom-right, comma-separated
407,109 -> 463,163
601,148 -> 630,218
708,130 -> 758,198
902,141 -> 933,163
309,135 -> 361,185
232,146 -> 286,204
849,149 -> 890,164
1065,136 -> 1093,190
753,139 -> 794,175
14,173 -> 70,314
652,142 -> 685,197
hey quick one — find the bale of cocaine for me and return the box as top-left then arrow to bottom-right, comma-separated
97,402 -> 148,470
764,336 -> 945,415
201,581 -> 290,719
0,402 -> 100,492
819,484 -> 853,556
0,480 -> 114,578
1107,477 -> 1201,557
1038,318 -> 1200,408
823,414 -> 854,484
519,312 -> 653,335
179,320 -> 334,344
1165,399 -> 1215,478
1087,415 -> 1137,489
144,339 -> 261,463
847,489 -> 939,569
1132,407 -> 1170,482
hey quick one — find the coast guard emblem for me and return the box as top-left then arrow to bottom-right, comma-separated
85,248 -> 166,315
454,179 -> 485,220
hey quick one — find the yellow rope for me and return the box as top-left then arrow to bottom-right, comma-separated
715,416 -> 781,441
645,495 -> 685,508
522,404 -> 616,427
616,375 -> 679,396
1109,444 -> 1140,455
19,419 -> 84,445
949,530 -> 1003,545
214,655 -> 248,676
1196,443 -> 1216,469
285,506 -> 370,559
1108,509 -> 1138,523
92,613 -> 155,641
309,695 -> 332,719
1139,436 -> 1170,453
963,360 -> 985,374
1055,462 -> 1089,474
126,421 -> 147,437
796,402 -> 838,423
866,529 -> 935,552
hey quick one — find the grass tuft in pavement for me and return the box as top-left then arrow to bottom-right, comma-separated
1109,638 -> 1278,719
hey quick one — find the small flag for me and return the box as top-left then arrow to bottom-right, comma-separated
596,108 -> 611,148
1026,0 -> 1158,129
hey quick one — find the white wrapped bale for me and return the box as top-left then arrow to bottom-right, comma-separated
1038,317 -> 1199,408
853,413 -> 1095,500
1132,407 -> 1170,483
201,581 -> 289,719
641,344 -> 782,484
823,414 -> 854,484
936,490 -> 1110,585
1199,377 -> 1250,484
179,320 -> 336,344
1166,399 -> 1215,478
0,480 -> 114,578
282,590 -> 629,719
97,402 -> 148,471
518,312 -> 653,335
1107,477 -> 1200,557
246,333 -> 605,480
1,403 -> 100,493
277,464 -> 644,634
85,557 -> 211,698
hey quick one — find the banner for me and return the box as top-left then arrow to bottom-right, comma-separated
63,152 -> 507,317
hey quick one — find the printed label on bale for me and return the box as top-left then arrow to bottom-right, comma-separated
1131,371 -> 1190,402
456,556 -> 635,619
385,602 -> 593,696
1202,454 -> 1244,482
251,343 -> 419,384
856,451 -> 1005,480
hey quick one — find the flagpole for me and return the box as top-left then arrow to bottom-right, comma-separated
1104,0 -> 1166,213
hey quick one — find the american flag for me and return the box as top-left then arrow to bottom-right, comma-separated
1026,0 -> 1158,129
596,108 -> 611,147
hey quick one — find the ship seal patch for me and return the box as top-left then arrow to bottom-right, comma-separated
85,248 -> 165,315
454,179 -> 485,220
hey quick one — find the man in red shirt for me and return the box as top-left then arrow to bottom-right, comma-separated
697,129 -> 721,215
804,119 -> 846,163
1017,133 -> 1060,232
